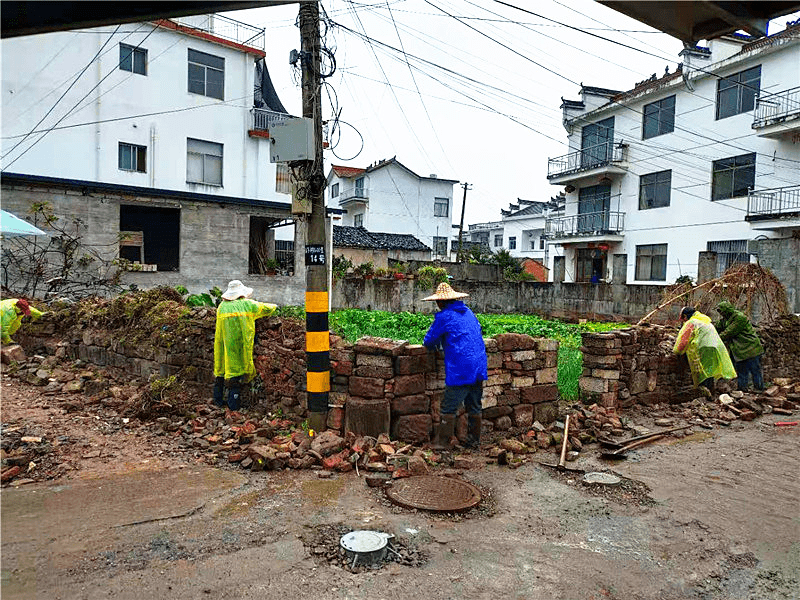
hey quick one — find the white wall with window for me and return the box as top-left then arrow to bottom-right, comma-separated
1,20 -> 282,202
550,30 -> 799,285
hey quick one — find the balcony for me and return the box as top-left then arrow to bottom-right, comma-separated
752,87 -> 800,138
544,211 -> 625,242
338,188 -> 369,205
746,185 -> 800,228
468,221 -> 504,232
172,14 -> 265,50
547,140 -> 628,186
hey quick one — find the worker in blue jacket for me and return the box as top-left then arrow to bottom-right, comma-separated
423,283 -> 488,450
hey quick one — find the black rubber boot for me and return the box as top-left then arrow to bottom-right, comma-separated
466,414 -> 482,449
432,414 -> 456,450
227,376 -> 243,411
213,377 -> 225,407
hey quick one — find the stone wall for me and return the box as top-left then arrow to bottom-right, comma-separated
750,237 -> 800,313
578,317 -> 800,409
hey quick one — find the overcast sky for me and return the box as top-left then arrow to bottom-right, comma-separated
223,0 -> 799,229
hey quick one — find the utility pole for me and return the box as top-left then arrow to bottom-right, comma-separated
298,1 -> 328,433
456,182 -> 471,261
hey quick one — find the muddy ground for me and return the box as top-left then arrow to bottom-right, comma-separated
2,375 -> 799,600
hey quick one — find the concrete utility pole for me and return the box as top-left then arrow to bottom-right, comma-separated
298,1 -> 328,433
456,182 -> 471,261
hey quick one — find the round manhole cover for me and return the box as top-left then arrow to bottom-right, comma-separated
385,476 -> 481,512
582,472 -> 622,486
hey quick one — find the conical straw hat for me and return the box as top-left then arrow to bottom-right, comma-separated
422,282 -> 469,301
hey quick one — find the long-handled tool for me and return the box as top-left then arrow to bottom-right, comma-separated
538,415 -> 583,473
597,424 -> 692,449
600,433 -> 666,459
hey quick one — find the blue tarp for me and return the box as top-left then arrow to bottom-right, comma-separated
0,210 -> 49,237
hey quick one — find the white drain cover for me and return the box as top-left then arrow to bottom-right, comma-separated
582,472 -> 622,486
340,530 -> 390,553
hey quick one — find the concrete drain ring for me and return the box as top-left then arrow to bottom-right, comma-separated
385,476 -> 481,512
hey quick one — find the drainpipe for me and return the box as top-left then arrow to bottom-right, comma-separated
149,124 -> 156,187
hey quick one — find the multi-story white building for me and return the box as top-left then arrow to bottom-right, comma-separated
326,157 -> 458,260
544,23 -> 800,284
1,15 -> 307,299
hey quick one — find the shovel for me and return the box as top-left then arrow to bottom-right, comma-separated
539,415 -> 584,473
598,424 -> 692,449
600,433 -> 666,459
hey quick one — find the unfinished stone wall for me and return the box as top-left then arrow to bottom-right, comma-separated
578,317 -> 800,409
17,315 -> 560,444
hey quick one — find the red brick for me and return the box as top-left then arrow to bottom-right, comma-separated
391,394 -> 430,416
394,374 -> 425,396
520,384 -> 559,403
494,333 -> 537,352
392,414 -> 432,444
349,376 -> 385,398
327,406 -> 345,430
394,354 -> 433,374
354,365 -> 394,379
512,404 -> 534,428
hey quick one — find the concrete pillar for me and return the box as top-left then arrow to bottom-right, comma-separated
553,256 -> 565,283
697,251 -> 717,284
612,254 -> 627,285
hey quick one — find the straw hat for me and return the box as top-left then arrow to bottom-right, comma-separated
221,280 -> 253,301
422,282 -> 469,302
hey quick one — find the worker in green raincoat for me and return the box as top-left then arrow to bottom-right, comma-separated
715,301 -> 764,392
673,306 -> 736,397
213,280 -> 277,410
1,298 -> 44,344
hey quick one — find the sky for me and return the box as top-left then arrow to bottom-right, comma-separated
222,0 -> 800,229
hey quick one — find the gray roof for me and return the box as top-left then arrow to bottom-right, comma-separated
333,225 -> 431,251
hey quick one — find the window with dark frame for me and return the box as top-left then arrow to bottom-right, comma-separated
433,236 -> 448,256
188,48 -> 224,100
331,183 -> 339,198
712,153 -> 755,200
639,170 -> 672,209
539,238 -> 545,250
120,43 -> 147,75
716,65 -> 760,120
494,234 -> 502,247
508,236 -> 516,250
118,142 -> 146,173
119,205 -> 180,271
635,244 -> 667,281
434,197 -> 449,217
642,95 -> 675,139
187,138 -> 223,186
354,213 -> 363,227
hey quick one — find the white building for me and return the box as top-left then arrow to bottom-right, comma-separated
326,158 -> 458,260
545,23 -> 800,284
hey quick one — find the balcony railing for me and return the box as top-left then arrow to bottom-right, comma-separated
252,108 -> 291,131
547,140 -> 627,179
469,221 -> 504,231
747,185 -> 800,218
339,188 -> 369,203
753,87 -> 800,129
544,211 -> 625,239
173,14 -> 265,50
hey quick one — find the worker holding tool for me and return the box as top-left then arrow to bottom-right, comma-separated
1,298 -> 44,344
714,301 -> 764,392
673,306 -> 736,397
423,283 -> 487,450
213,280 -> 277,411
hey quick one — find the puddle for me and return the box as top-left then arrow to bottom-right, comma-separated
301,478 -> 345,507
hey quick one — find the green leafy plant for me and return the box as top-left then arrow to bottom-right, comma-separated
353,261 -> 375,277
675,274 -> 694,285
332,255 -> 353,281
415,265 -> 448,289
263,258 -> 280,273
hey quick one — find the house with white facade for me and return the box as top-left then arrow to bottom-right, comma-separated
1,15 -> 307,300
544,22 -> 800,285
326,157 -> 458,260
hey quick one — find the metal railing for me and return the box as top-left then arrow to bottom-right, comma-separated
469,221 -> 504,231
753,87 -> 800,128
173,14 -> 265,50
339,188 -> 369,203
251,108 -> 291,131
544,211 -> 625,238
547,140 -> 627,179
747,185 -> 800,217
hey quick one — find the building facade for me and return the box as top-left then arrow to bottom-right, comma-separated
326,158 -> 457,260
544,24 -> 800,284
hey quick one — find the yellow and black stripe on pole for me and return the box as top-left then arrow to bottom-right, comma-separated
305,290 -> 330,418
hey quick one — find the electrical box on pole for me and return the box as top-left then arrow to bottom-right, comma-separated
269,117 -> 316,163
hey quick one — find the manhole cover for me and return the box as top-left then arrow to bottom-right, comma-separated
385,476 -> 481,512
582,472 -> 622,486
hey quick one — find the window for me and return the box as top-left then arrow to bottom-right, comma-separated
639,170 -> 671,209
508,237 -> 516,250
635,244 -> 667,281
354,213 -> 363,227
642,95 -> 675,139
578,184 -> 611,232
712,153 -> 755,200
249,216 -> 294,275
708,240 -> 750,277
187,138 -> 223,186
188,49 -> 224,100
716,65 -> 760,120
119,205 -> 179,271
331,183 -> 339,198
530,238 -> 536,250
120,43 -> 146,75
433,236 -> 448,256
581,117 -> 614,168
494,234 -> 502,247
355,177 -> 365,197
434,197 -> 449,217
576,248 -> 606,282
118,142 -> 146,173
539,238 -> 545,250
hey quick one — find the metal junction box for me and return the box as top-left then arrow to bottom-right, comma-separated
269,117 -> 315,163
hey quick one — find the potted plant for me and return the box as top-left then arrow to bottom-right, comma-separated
264,258 -> 280,275
354,261 -> 375,279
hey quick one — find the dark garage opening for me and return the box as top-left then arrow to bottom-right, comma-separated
120,205 -> 180,271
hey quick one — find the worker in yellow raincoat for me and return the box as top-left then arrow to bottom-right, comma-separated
213,280 -> 277,410
672,306 -> 736,397
1,298 -> 44,344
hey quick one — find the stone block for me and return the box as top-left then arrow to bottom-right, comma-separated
647,370 -> 658,392
579,377 -> 608,394
394,374 -> 426,396
544,351 -> 558,368
481,392 -> 498,409
483,405 -> 512,419
483,338 -> 498,353
391,394 -> 429,416
486,372 -> 512,386
392,414 -> 432,444
629,371 -> 648,395
356,353 -> 393,368
494,415 -> 513,430
536,339 -> 559,352
354,365 -> 394,379
344,397 -> 390,438
327,406 -> 345,430
404,344 -> 428,355
536,368 -> 558,384
354,337 -> 408,356
1,344 -> 26,364
520,384 -> 559,403
349,376 -> 385,398
592,369 -> 620,380
534,401 -> 558,424
426,373 -> 446,390
487,352 -> 502,369
332,360 -> 353,376
512,404 -> 534,428
394,353 -> 433,375
512,376 -> 536,388
510,349 -> 538,361
583,354 -> 621,367
494,333 -> 537,352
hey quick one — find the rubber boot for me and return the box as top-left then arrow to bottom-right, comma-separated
227,377 -> 242,411
213,377 -> 225,407
465,414 -> 482,450
432,414 -> 456,450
